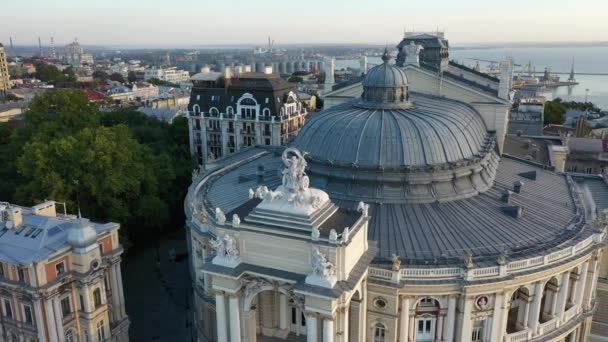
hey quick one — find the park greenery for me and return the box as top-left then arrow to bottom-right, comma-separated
0,89 -> 196,248
543,98 -> 601,125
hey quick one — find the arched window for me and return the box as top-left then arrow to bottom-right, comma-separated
226,106 -> 234,116
373,323 -> 386,342
263,108 -> 271,117
192,104 -> 201,115
209,107 -> 219,116
65,329 -> 75,342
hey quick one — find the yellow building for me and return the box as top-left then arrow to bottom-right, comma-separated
0,43 -> 10,97
0,201 -> 129,342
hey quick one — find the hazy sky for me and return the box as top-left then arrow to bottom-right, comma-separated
2,0 -> 606,47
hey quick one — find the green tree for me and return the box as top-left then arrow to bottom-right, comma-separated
128,71 -> 137,83
109,73 -> 125,83
288,75 -> 303,83
544,100 -> 567,125
93,70 -> 109,81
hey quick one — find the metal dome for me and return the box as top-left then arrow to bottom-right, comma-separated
358,49 -> 410,109
67,217 -> 98,250
295,93 -> 491,169
361,49 -> 408,89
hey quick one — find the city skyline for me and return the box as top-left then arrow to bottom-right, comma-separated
1,0 -> 607,47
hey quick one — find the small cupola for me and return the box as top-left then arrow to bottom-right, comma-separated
357,48 -> 411,110
67,212 -> 98,253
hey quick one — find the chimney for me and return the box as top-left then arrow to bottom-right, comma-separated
244,65 -> 252,73
32,201 -> 57,217
513,181 -> 524,194
502,190 -> 513,203
6,206 -> 23,228
502,206 -> 525,219
263,65 -> 273,75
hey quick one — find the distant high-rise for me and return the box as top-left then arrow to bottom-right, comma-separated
64,39 -> 93,66
0,43 -> 10,97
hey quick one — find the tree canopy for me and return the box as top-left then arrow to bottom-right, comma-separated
0,89 -> 196,248
35,63 -> 77,84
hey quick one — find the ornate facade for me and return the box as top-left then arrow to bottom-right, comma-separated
0,201 -> 129,342
187,67 -> 308,166
185,43 -> 607,342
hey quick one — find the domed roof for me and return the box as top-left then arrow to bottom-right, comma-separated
294,93 -> 491,169
67,216 -> 98,250
362,49 -> 408,89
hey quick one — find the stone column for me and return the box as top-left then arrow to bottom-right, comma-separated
522,298 -> 531,328
33,298 -> 46,342
556,271 -> 571,320
215,293 -> 228,342
436,314 -> 444,341
459,296 -> 473,342
44,298 -> 59,342
52,297 -> 65,340
81,283 -> 92,313
229,295 -> 241,342
201,119 -> 208,162
307,314 -> 318,342
359,282 -> 367,342
574,261 -> 589,307
279,293 -> 287,331
585,255 -> 600,309
491,292 -> 504,342
399,297 -> 410,342
342,306 -> 349,342
221,118 -> 228,157
323,318 -> 334,342
115,262 -> 127,316
111,264 -> 122,320
444,295 -> 456,342
350,301 -> 360,342
528,282 -> 543,334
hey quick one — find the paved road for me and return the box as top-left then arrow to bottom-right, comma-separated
122,230 -> 194,341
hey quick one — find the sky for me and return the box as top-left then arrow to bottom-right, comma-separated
1,0 -> 607,47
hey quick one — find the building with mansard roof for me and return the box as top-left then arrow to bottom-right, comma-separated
187,65 -> 308,166
0,201 -> 129,342
184,39 -> 607,342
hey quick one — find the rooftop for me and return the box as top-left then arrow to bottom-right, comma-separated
192,147 -> 606,267
0,202 -> 117,264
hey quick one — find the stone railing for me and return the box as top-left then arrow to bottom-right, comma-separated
537,317 -> 559,335
504,329 -> 530,342
369,229 -> 604,283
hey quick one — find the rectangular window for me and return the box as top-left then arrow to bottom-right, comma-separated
55,262 -> 66,275
0,263 -> 4,278
291,307 -> 297,324
61,297 -> 71,317
418,320 -> 423,332
3,299 -> 12,318
94,288 -> 102,308
97,320 -> 106,340
23,304 -> 33,324
18,268 -> 26,283
80,295 -> 85,312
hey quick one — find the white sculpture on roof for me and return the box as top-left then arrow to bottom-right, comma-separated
404,41 -> 424,66
215,208 -> 226,225
232,214 -> 241,228
211,234 -> 240,267
313,248 -> 335,275
282,147 -> 309,194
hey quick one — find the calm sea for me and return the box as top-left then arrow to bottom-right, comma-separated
336,46 -> 608,109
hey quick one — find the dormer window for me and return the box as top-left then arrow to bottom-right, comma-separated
56,262 -> 66,275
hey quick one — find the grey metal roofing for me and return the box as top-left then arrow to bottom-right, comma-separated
448,61 -> 499,82
0,209 -> 116,264
397,35 -> 449,49
197,147 -> 605,266
293,92 -> 490,169
362,60 -> 408,89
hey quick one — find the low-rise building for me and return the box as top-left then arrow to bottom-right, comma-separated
144,67 -> 190,84
0,201 -> 129,342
